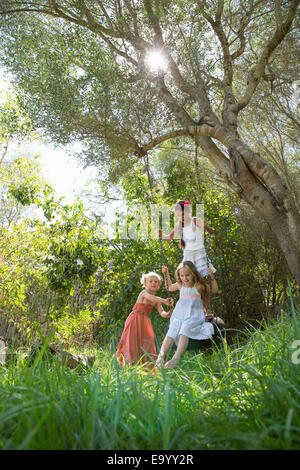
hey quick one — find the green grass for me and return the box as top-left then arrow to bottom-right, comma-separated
0,311 -> 300,450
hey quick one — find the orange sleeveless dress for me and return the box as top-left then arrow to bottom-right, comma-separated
116,302 -> 157,369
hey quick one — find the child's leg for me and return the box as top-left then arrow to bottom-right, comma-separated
174,334 -> 189,362
156,336 -> 174,366
165,334 -> 189,368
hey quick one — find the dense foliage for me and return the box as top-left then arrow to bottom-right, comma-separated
0,1 -> 299,283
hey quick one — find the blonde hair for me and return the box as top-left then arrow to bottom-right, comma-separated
175,261 -> 210,310
140,271 -> 162,286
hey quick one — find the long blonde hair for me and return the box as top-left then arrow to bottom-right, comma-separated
175,261 -> 210,310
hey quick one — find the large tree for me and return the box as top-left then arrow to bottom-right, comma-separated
0,0 -> 299,283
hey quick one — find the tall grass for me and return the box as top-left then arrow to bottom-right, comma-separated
0,309 -> 299,450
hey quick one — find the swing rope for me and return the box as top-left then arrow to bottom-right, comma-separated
144,153 -> 173,314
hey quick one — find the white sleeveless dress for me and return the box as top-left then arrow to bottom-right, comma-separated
166,285 -> 214,344
182,218 -> 216,277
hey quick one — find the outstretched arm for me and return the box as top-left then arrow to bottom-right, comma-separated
156,302 -> 172,319
158,222 -> 179,242
139,290 -> 174,307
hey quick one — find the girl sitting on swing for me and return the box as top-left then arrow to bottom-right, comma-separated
156,261 -> 214,369
158,201 -> 218,321
158,200 -> 217,280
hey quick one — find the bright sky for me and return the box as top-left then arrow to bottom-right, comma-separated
0,69 -> 97,205
35,143 -> 97,204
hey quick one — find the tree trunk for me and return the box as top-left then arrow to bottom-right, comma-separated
229,152 -> 300,284
268,214 -> 300,285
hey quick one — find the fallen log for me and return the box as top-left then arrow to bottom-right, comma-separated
49,343 -> 96,369
26,343 -> 96,370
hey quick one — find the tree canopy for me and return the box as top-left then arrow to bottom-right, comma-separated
0,0 -> 299,282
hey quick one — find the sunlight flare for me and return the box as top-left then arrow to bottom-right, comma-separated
145,50 -> 168,73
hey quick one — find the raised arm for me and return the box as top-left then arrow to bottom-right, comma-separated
162,265 -> 180,292
207,268 -> 218,294
194,217 -> 215,235
204,220 -> 215,235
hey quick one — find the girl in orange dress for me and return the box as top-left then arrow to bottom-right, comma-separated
116,272 -> 173,369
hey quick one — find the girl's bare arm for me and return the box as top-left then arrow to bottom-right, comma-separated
156,302 -> 172,319
139,290 -> 173,306
162,266 -> 180,292
158,222 -> 179,242
166,282 -> 180,292
194,217 -> 215,234
207,268 -> 218,293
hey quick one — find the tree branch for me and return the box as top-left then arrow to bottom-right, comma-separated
96,0 -> 114,29
143,0 -> 164,45
223,135 -> 292,207
202,2 -> 233,92
151,76 -> 195,126
0,142 -> 8,166
201,1 -> 238,130
274,0 -> 283,27
124,0 -> 140,37
234,0 -> 299,113
143,0 -> 214,115
138,120 -> 237,156
134,122 -> 237,192
230,32 -> 246,60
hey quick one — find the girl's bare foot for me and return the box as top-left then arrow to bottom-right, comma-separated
156,352 -> 165,367
165,357 -> 179,369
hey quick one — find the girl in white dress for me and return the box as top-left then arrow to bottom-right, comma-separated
158,200 -> 216,278
156,261 -> 214,369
